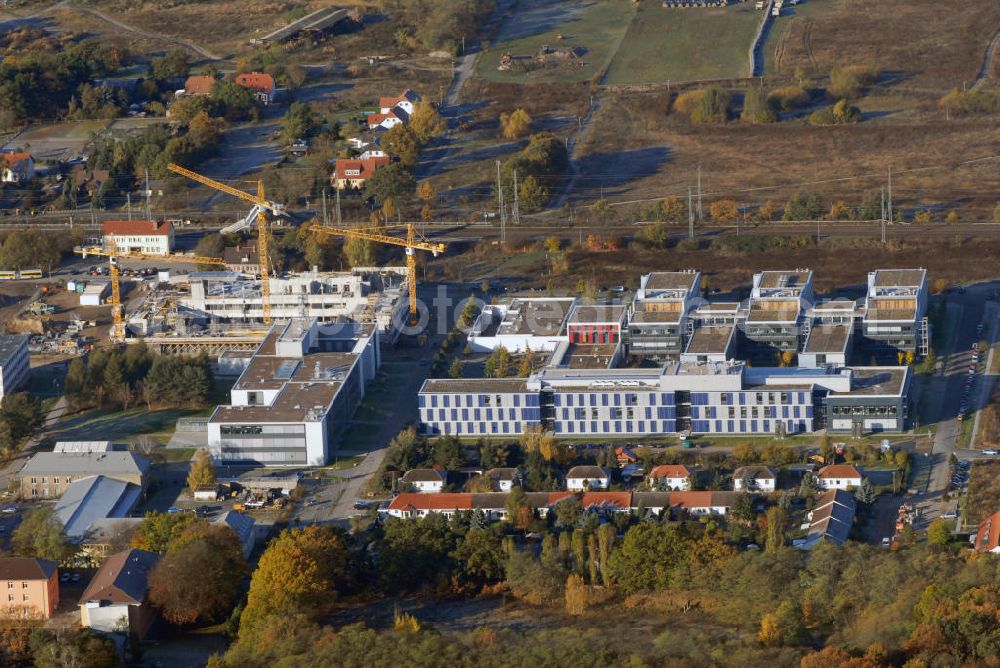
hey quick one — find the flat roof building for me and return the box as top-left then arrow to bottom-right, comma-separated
862,268 -> 928,356
467,298 -> 574,353
627,271 -> 700,357
207,318 -> 379,466
102,220 -> 174,256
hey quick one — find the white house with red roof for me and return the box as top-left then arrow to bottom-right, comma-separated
235,72 -> 276,105
648,464 -> 693,490
366,111 -> 405,130
102,220 -> 175,256
182,75 -> 216,97
974,510 -> 1000,554
1,152 -> 34,183
379,90 -> 420,117
816,464 -> 863,490
330,156 -> 391,190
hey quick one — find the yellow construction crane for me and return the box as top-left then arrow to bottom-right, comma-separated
74,242 -> 226,342
304,222 -> 446,321
166,163 -> 281,324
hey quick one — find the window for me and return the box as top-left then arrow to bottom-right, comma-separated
591,408 -> 598,420
611,407 -> 623,420
728,406 -> 736,419
755,393 -> 763,403
575,408 -> 586,420
781,392 -> 789,403
6,595 -> 10,602
495,395 -> 502,406
21,594 -> 27,602
21,582 -> 27,589
626,407 -> 634,420
5,582 -> 10,589
626,393 -> 637,406
52,477 -> 59,484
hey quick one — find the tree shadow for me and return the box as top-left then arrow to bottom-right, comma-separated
574,146 -> 672,198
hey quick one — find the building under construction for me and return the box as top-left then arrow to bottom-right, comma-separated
122,267 -> 409,350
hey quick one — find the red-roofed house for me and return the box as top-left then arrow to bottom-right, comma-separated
102,220 -> 175,255
331,156 -> 391,190
817,464 -> 863,491
367,111 -> 405,130
379,90 -> 420,117
974,510 -> 1000,554
668,491 -> 737,516
235,72 -> 276,105
1,153 -> 34,183
183,75 -> 216,96
648,464 -> 693,490
387,493 -> 472,519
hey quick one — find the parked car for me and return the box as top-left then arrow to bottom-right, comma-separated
881,537 -> 892,548
982,449 -> 999,456
941,511 -> 958,519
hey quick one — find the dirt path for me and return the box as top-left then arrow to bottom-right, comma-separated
552,94 -> 603,209
972,26 -> 1000,89
66,1 -> 223,60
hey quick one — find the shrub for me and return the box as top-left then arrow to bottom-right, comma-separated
808,99 -> 860,126
828,65 -> 877,99
741,87 -> 776,124
676,238 -> 700,251
690,86 -> 731,123
939,89 -> 1000,115
674,89 -> 704,116
709,199 -> 739,223
783,192 -> 825,221
768,85 -> 809,111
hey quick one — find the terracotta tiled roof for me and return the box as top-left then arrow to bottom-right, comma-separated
184,75 -> 215,96
387,493 -> 472,512
235,72 -> 275,93
379,90 -> 419,110
332,156 -> 390,180
2,152 -> 32,167
103,220 -> 172,236
649,464 -> 692,479
367,112 -> 402,126
817,464 -> 862,479
975,509 -> 1000,552
669,491 -> 737,509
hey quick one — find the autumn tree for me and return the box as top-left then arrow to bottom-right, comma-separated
484,346 -> 512,377
709,199 -> 739,223
564,574 -> 587,615
344,236 -> 375,267
187,449 -> 216,491
131,511 -> 200,554
741,86 -> 776,124
381,124 -> 421,167
11,508 -> 72,562
927,519 -> 952,546
500,108 -> 532,139
238,526 -> 352,645
149,523 -> 247,624
409,101 -> 446,143
765,506 -> 787,553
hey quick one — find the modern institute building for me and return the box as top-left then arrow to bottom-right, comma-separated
0,334 -> 30,402
207,318 -> 379,466
420,268 -> 920,440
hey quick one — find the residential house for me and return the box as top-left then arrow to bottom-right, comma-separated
79,549 -> 160,639
385,491 -> 632,520
817,464 -> 863,491
0,558 -> 58,619
79,518 -> 143,566
401,468 -> 447,493
565,465 -> 610,491
799,489 -> 857,549
68,167 -> 111,201
235,72 -> 276,105
366,111 -> 404,130
615,447 -> 638,466
330,156 -> 390,190
974,509 -> 1000,554
215,510 -> 256,558
733,465 -> 778,492
0,153 -> 35,183
19,451 -> 150,499
182,75 -> 216,96
223,242 -> 262,275
0,334 -> 30,403
379,90 -> 420,117
482,467 -> 519,492
54,475 -> 144,543
102,220 -> 175,255
667,491 -> 737,517
648,464 -> 693,491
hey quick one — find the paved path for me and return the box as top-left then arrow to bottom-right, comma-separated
0,396 -> 67,491
973,26 -> 1000,89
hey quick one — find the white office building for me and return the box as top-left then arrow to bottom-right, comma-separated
0,334 -> 29,402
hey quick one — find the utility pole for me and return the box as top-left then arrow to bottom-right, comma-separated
887,166 -> 893,224
144,168 -> 151,220
513,169 -> 520,226
496,160 -> 506,244
696,165 -> 703,221
126,193 -> 132,221
687,186 -> 694,240
322,188 -> 328,226
880,187 -> 887,245
335,187 -> 342,226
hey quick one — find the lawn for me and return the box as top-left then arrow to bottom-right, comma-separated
604,0 -> 762,84
477,0 -> 634,83
49,407 -> 205,446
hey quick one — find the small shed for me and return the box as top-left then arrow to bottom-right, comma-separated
193,485 -> 219,501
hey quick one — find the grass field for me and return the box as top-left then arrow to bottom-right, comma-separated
604,0 -> 761,84
764,0 -> 1000,89
477,0 -> 634,83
